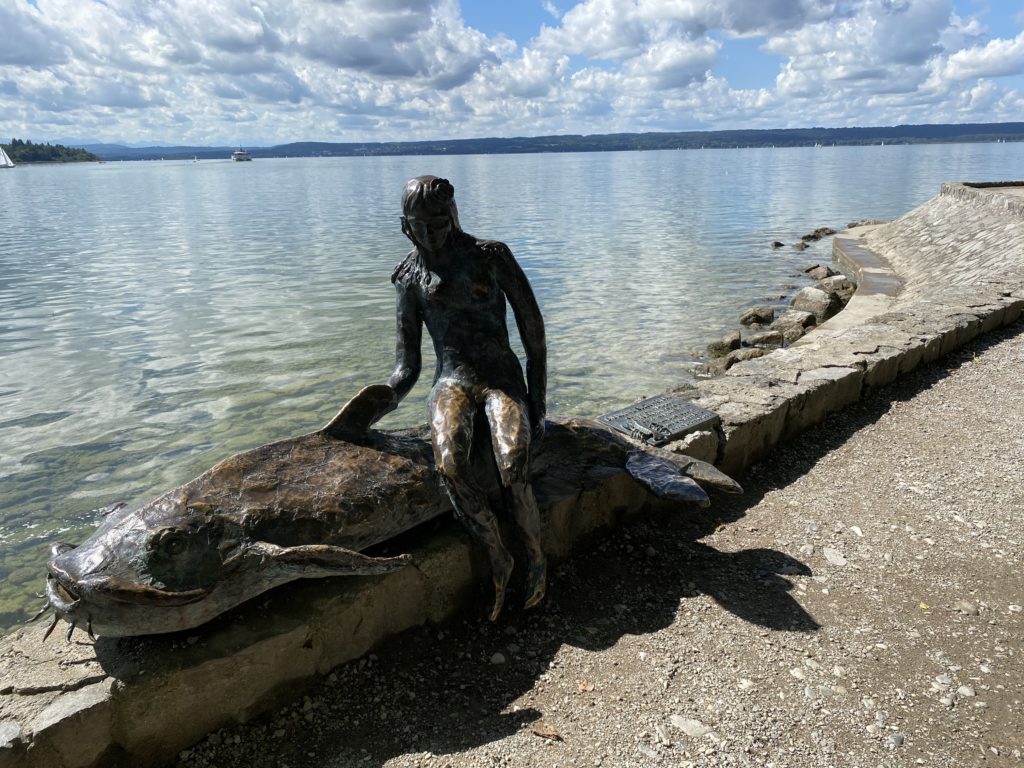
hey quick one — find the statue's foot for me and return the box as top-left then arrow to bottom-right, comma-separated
488,585 -> 507,622
488,554 -> 514,622
523,558 -> 547,611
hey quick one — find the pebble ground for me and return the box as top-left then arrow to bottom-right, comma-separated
178,321 -> 1024,768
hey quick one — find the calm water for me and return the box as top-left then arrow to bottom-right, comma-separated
2,143 -> 1022,630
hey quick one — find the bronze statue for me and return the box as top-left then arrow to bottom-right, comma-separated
36,178 -> 745,641
327,176 -> 548,620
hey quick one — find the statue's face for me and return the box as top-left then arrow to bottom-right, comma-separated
404,205 -> 452,253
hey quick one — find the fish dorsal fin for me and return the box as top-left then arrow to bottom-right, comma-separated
322,384 -> 398,441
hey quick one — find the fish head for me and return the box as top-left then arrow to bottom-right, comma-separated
45,494 -> 240,637
44,492 -> 412,638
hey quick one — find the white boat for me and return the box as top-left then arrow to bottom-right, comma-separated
231,148 -> 252,161
0,146 -> 14,168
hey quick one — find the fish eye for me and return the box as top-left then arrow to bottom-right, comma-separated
152,528 -> 189,556
163,535 -> 186,556
141,523 -> 222,592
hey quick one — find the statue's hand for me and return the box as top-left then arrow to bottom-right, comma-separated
529,400 -> 546,444
323,384 -> 398,440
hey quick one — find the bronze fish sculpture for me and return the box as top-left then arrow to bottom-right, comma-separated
37,394 -> 740,640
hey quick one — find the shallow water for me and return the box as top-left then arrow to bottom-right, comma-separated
1,143 -> 1021,631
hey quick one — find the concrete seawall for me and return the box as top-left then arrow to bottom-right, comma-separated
2,182 -> 1023,768
680,181 -> 1024,476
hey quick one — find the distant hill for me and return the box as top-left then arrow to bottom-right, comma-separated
83,122 -> 1024,161
79,144 -> 237,161
3,138 -> 99,163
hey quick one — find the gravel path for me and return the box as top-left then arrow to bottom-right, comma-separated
179,321 -> 1024,768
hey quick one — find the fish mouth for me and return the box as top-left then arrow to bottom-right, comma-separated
45,569 -> 82,616
46,561 -> 210,609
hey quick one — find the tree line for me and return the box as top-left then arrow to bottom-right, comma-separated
3,138 -> 99,163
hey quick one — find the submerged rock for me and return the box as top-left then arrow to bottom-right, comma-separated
801,226 -> 837,242
819,274 -> 857,304
707,330 -> 742,358
804,263 -> 839,281
739,306 -> 775,326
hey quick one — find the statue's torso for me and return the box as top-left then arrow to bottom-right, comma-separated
401,235 -> 526,393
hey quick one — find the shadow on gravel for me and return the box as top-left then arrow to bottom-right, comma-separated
199,491 -> 819,767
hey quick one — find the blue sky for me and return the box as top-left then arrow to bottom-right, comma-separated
2,0 -> 1023,146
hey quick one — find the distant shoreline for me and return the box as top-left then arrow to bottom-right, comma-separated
80,121 -> 1024,162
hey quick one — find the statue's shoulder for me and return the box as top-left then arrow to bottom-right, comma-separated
475,238 -> 513,262
391,250 -> 423,288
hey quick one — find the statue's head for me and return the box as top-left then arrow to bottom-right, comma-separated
401,175 -> 461,253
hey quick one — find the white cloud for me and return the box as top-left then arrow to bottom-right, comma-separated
624,37 -> 719,89
0,1 -> 68,66
933,30 -> 1024,81
543,1 -> 563,21
0,0 -> 1021,145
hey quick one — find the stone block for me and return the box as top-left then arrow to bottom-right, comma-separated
113,623 -> 318,763
716,399 -> 790,477
664,430 -> 719,464
791,287 -> 843,323
784,367 -> 864,438
860,345 -> 908,389
917,333 -> 944,364
938,314 -> 981,357
978,303 -> 1007,334
21,683 -> 112,768
397,532 -> 475,625
1001,296 -> 1024,325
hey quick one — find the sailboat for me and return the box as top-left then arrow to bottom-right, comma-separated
0,146 -> 14,168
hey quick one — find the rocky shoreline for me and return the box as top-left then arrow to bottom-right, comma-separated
696,222 -> 883,378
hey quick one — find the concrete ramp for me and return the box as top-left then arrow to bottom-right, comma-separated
862,182 -> 1024,298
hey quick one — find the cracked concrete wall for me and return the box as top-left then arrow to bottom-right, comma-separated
2,182 -> 1024,768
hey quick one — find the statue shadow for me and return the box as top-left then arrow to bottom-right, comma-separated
198,479 -> 818,766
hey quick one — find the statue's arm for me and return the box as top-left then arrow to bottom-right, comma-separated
323,281 -> 420,440
386,280 -> 422,402
493,243 -> 547,436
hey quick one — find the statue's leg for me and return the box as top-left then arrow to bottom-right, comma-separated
483,389 -> 547,611
429,380 -> 514,621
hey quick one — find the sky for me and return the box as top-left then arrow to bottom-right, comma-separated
2,0 -> 1023,146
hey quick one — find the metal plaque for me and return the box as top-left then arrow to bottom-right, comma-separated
598,394 -> 719,446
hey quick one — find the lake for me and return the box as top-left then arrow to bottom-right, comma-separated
1,142 -> 1022,631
